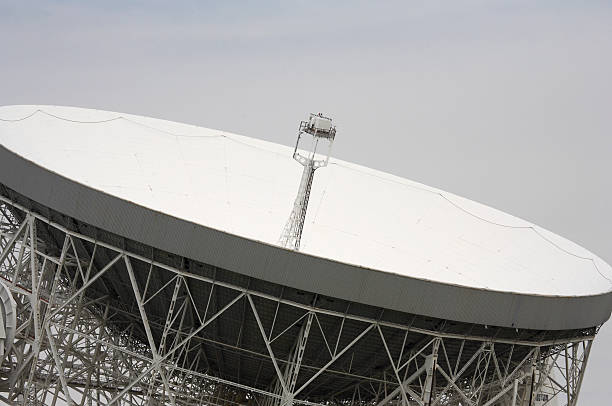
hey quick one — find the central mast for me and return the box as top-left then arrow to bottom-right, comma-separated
279,113 -> 336,250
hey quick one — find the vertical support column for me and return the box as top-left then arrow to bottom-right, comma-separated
24,216 -> 41,404
423,338 -> 439,406
569,340 -> 592,406
524,347 -> 539,406
511,378 -> 519,406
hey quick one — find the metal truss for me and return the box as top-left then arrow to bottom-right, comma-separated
278,159 -> 316,251
0,197 -> 596,405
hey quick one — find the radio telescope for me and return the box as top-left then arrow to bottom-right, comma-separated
0,105 -> 610,406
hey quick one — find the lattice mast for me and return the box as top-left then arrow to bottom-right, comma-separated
279,113 -> 336,250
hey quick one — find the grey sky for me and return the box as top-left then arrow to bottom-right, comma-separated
1,1 -> 611,404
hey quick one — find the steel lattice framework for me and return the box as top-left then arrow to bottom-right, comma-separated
0,194 -> 596,406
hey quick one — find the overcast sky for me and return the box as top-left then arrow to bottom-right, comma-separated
1,1 -> 611,404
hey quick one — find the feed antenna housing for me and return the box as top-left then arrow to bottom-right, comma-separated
279,113 -> 337,250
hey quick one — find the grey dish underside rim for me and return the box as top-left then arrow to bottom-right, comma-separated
1,144 -> 610,331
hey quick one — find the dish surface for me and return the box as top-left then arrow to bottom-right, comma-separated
2,105 -> 611,329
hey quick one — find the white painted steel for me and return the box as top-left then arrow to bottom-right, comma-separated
0,105 -> 610,298
0,280 -> 16,361
0,203 -> 596,405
